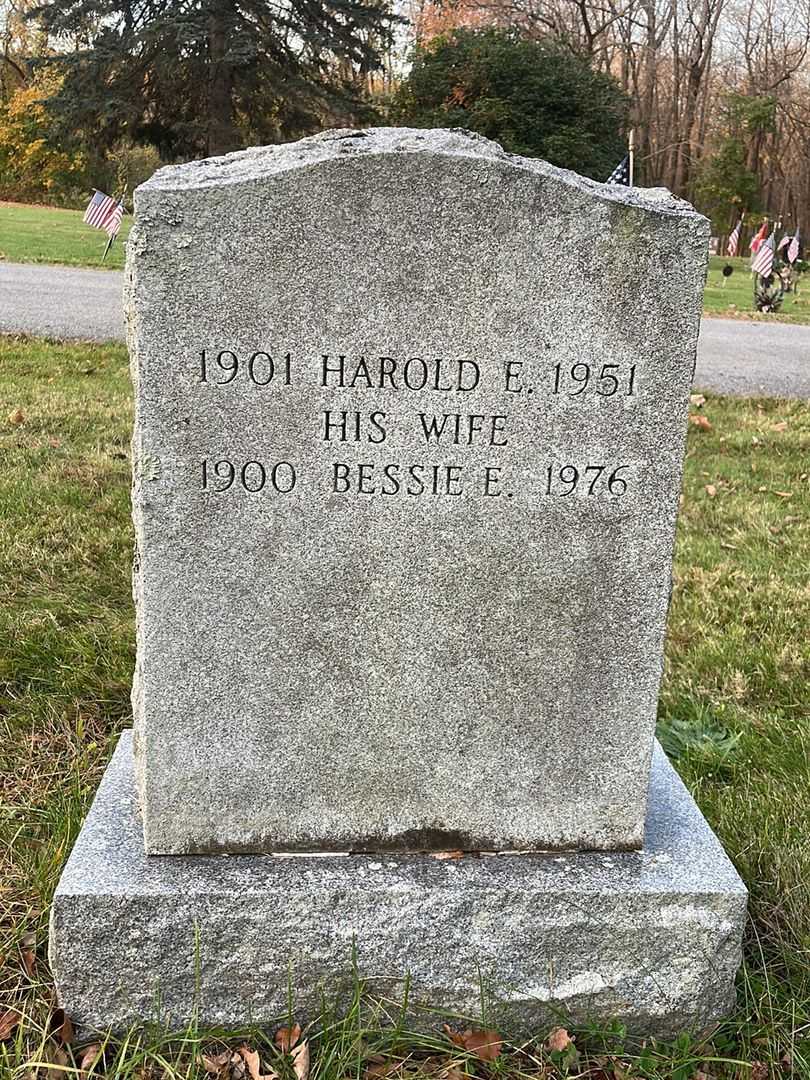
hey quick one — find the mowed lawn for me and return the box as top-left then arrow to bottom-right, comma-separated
704,255 -> 810,325
0,201 -> 132,270
0,335 -> 809,1078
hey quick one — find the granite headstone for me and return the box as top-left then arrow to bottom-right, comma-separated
50,130 -> 746,1037
127,127 -> 705,855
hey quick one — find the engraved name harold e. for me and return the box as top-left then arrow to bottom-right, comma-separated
197,349 -> 639,400
192,348 -> 640,501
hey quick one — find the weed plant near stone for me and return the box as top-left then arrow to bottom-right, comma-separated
1,335 -> 809,1077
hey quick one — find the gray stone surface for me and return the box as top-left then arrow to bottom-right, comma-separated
50,731 -> 746,1038
127,127 -> 709,855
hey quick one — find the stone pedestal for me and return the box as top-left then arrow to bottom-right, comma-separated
50,732 -> 746,1039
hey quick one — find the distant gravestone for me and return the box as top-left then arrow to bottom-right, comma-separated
130,128 -> 702,856
51,129 -> 746,1038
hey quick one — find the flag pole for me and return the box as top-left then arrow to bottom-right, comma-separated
101,233 -> 115,263
628,129 -> 635,187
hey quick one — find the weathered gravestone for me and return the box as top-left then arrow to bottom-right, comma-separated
50,128 -> 746,1036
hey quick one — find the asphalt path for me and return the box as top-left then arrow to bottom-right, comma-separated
2,262 -> 810,398
0,262 -> 125,343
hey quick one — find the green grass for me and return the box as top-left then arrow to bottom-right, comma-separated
0,201 -> 131,270
1,335 -> 809,1078
704,255 -> 810,324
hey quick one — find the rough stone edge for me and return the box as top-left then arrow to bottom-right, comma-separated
49,732 -> 746,1039
134,126 -> 706,227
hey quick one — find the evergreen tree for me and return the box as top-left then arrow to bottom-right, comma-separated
392,28 -> 628,181
29,0 -> 396,159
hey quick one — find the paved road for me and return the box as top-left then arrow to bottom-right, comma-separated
697,318 -> 810,398
3,262 -> 810,397
0,262 -> 125,343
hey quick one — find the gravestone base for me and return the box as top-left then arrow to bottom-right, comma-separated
50,732 -> 746,1040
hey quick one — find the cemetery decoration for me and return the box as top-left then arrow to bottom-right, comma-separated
49,128 -> 747,1039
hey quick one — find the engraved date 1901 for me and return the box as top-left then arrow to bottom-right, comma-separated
199,349 -> 292,386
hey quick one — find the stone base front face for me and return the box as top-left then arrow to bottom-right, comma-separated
50,733 -> 746,1039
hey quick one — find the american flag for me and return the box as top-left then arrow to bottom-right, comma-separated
606,155 -> 630,185
749,220 -> 768,254
787,229 -> 801,264
83,190 -> 125,239
751,229 -> 776,277
727,217 -> 742,257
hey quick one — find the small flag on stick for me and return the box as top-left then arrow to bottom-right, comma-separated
727,217 -> 742,257
750,220 -> 768,255
751,229 -> 776,277
787,229 -> 801,264
606,155 -> 630,186
83,189 -> 125,240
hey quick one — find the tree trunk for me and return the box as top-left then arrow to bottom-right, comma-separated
207,2 -> 240,157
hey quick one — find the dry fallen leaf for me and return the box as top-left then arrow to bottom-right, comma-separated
442,1025 -> 501,1061
79,1042 -> 103,1076
690,393 -> 706,407
275,1025 -> 309,1080
431,850 -> 464,860
751,1063 -> 768,1080
772,421 -> 788,432
689,414 -> 712,431
201,1050 -> 232,1075
291,1041 -> 309,1080
0,1008 -> 20,1040
364,1062 -> 399,1079
773,491 -> 793,498
21,932 -> 36,977
8,407 -> 25,426
51,1008 -> 74,1045
546,1027 -> 573,1053
239,1044 -> 279,1080
705,484 -> 717,497
275,1024 -> 301,1052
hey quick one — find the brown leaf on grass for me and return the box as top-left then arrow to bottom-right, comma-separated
0,1009 -> 20,1040
443,1069 -> 467,1080
275,1025 -> 309,1080
750,1063 -> 768,1080
705,484 -> 717,497
690,393 -> 706,407
21,932 -> 36,977
51,1008 -> 74,1045
773,491 -> 793,498
689,414 -> 712,431
48,437 -> 61,449
8,407 -> 25,426
201,1050 -> 232,1075
364,1061 -> 400,1079
431,850 -> 464,860
239,1045 -> 279,1080
79,1042 -> 103,1076
275,1024 -> 302,1052
545,1027 -> 573,1053
442,1025 -> 502,1061
289,1040 -> 310,1080
772,421 -> 788,432
40,1041 -> 70,1080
